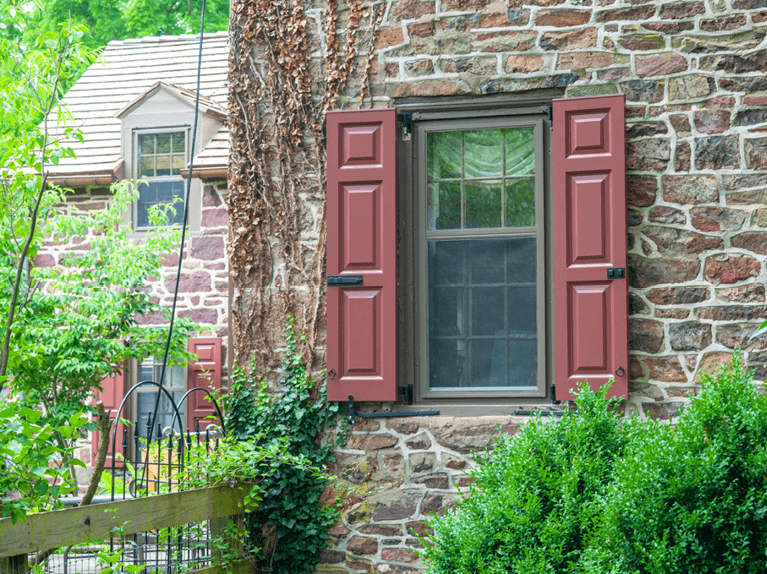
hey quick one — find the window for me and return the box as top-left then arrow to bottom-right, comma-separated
134,356 -> 186,439
415,116 -> 549,400
135,130 -> 187,229
324,95 -> 629,407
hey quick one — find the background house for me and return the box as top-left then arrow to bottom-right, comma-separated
40,32 -> 230,467
228,0 -> 767,571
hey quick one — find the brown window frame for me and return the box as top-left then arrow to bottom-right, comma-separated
396,93 -> 558,408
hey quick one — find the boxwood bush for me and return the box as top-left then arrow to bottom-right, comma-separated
422,353 -> 767,574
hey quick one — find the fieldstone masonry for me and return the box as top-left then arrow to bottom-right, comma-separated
38,181 -> 230,345
287,0 -> 767,570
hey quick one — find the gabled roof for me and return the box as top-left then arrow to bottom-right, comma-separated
115,81 -> 227,121
46,32 -> 229,185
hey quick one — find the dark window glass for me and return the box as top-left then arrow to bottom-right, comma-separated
137,181 -> 185,228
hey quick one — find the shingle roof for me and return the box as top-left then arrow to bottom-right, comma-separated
47,32 -> 229,184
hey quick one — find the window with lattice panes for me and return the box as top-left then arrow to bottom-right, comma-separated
135,130 -> 187,229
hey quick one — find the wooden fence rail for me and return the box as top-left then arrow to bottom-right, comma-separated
0,482 -> 256,574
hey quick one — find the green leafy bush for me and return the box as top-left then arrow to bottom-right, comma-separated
224,318 -> 343,574
423,353 -> 767,574
422,384 -> 628,574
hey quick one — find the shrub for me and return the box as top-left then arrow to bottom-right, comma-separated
422,384 -> 629,574
583,352 -> 767,574
423,352 -> 767,574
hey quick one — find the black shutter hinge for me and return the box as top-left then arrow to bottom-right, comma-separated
397,112 -> 413,137
547,104 -> 553,123
347,390 -> 439,425
551,383 -> 560,405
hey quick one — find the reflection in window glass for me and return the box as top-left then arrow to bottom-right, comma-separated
426,127 -> 535,230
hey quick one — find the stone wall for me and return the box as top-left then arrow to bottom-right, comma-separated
364,0 -> 767,420
321,415 -> 522,574
36,181 -> 230,343
232,0 -> 767,570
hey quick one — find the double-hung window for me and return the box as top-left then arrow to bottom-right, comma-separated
135,129 -> 187,228
418,118 -> 547,399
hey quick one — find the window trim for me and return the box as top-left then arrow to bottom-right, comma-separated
396,95 -> 558,408
132,126 -> 190,231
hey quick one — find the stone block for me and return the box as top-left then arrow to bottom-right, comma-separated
695,135 -> 740,170
475,30 -> 538,52
618,34 -> 663,51
726,188 -> 767,206
694,109 -> 731,134
669,322 -> 712,351
628,209 -> 644,227
701,14 -> 747,31
643,356 -> 688,382
359,524 -> 403,535
504,55 -> 545,74
476,8 -> 531,27
412,473 -> 449,489
442,453 -> 467,470
388,421 -> 420,434
690,206 -> 747,232
649,207 -> 686,225
627,175 -> 658,206
541,28 -> 597,51
695,305 -> 767,321
201,208 -> 228,227
372,489 -> 422,521
621,80 -> 664,103
732,232 -> 767,255
662,175 -> 718,204
405,434 -> 432,450
656,307 -> 691,319
646,286 -> 710,305
345,434 -> 399,450
733,109 -> 767,128
347,537 -> 379,555
409,452 -> 437,473
627,122 -> 668,139
535,9 -> 591,26
405,59 -> 434,77
705,254 -> 760,285
717,284 -> 766,303
670,114 -> 692,133
375,27 -> 405,49
389,79 -> 473,98
716,324 -> 767,350
636,53 -> 688,77
641,227 -> 722,257
629,319 -> 665,353
597,5 -> 655,22
416,417 -> 519,453
628,256 -> 700,288
642,21 -> 694,34
696,351 -> 734,380
558,51 -> 617,70
381,548 -> 419,563
659,1 -> 705,18
627,139 -> 671,170
630,293 -> 649,315
744,139 -> 767,169
390,0 -> 435,21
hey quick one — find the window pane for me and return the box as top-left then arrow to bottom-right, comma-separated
172,154 -> 185,175
156,133 -> 171,154
464,130 -> 503,178
139,156 -> 155,178
466,180 -> 501,228
429,339 -> 465,388
428,181 -> 461,230
138,134 -> 154,155
171,132 -> 185,154
505,128 -> 535,176
470,287 -> 504,336
509,339 -> 537,387
428,237 -> 538,391
156,154 -> 171,176
428,131 -> 461,180
505,178 -> 535,227
136,390 -> 185,439
137,181 -> 186,227
469,339 -> 506,386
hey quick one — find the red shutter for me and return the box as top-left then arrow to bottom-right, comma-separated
93,369 -> 126,469
553,94 -> 629,401
326,109 -> 398,402
187,338 -> 222,430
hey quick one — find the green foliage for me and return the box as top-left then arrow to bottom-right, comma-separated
0,400 -> 87,523
423,353 -> 767,574
422,383 -> 628,574
223,318 -> 344,574
583,352 -> 767,574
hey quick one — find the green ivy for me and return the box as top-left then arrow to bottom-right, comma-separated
224,318 -> 346,574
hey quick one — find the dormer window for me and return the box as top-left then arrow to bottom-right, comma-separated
135,129 -> 188,228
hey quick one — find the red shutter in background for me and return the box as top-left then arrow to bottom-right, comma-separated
326,109 -> 398,402
93,369 -> 126,469
187,338 -> 222,430
553,94 -> 628,401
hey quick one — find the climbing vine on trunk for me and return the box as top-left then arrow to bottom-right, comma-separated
228,0 -> 382,379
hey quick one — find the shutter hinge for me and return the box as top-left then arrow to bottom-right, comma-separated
397,112 -> 413,140
547,104 -> 553,124
551,383 -> 560,405
347,392 -> 439,425
399,384 -> 413,405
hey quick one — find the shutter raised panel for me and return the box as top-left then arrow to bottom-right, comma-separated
553,94 -> 629,401
326,109 -> 398,402
93,369 -> 126,469
187,338 -> 222,430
